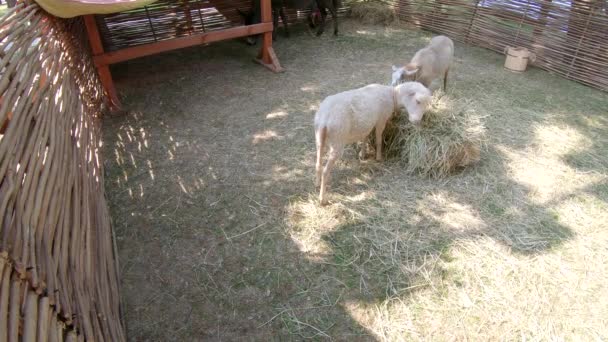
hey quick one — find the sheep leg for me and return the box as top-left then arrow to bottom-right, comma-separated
316,7 -> 327,36
375,122 -> 386,161
315,127 -> 326,187
272,8 -> 279,41
329,4 -> 338,36
358,142 -> 367,160
443,68 -> 449,91
319,145 -> 342,205
307,10 -> 315,29
279,6 -> 289,37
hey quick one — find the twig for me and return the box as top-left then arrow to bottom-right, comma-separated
292,318 -> 332,340
258,308 -> 290,328
227,222 -> 268,240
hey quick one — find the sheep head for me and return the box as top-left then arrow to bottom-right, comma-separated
395,82 -> 432,125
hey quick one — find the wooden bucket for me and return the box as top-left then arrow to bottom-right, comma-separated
504,46 -> 536,73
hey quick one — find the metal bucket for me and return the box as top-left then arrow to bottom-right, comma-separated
504,46 -> 536,73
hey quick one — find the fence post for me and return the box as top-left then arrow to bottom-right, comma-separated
566,6 -> 595,77
465,0 -> 481,44
83,15 -> 121,110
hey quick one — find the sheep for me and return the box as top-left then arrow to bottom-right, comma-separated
314,82 -> 432,205
391,35 -> 454,91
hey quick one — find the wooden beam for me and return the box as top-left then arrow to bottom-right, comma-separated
93,23 -> 273,66
256,0 -> 283,72
83,15 -> 121,110
255,46 -> 284,72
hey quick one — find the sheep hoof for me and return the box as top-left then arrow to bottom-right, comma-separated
320,199 -> 329,206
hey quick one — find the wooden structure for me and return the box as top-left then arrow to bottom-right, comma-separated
389,0 -> 608,91
84,0 -> 283,108
0,3 -> 126,341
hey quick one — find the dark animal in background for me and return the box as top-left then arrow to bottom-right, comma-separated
238,0 -> 290,45
304,0 -> 340,37
238,0 -> 340,45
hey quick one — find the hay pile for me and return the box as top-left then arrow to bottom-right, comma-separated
349,1 -> 397,25
378,95 -> 486,177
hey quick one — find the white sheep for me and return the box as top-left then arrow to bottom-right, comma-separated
391,35 -> 454,91
314,82 -> 432,205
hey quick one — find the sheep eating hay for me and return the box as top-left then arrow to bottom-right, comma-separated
378,95 -> 486,177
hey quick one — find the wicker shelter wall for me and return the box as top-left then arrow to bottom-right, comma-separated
95,0 -> 350,52
387,0 -> 608,91
0,3 -> 125,341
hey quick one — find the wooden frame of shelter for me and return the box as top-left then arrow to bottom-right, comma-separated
83,0 -> 283,109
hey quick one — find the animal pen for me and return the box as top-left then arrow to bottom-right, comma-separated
84,0 -> 285,107
0,0 -> 606,340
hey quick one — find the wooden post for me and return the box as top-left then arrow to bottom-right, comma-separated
465,0 -> 481,44
256,0 -> 284,72
83,15 -> 121,110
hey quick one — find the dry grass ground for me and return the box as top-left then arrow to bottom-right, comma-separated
103,20 -> 608,341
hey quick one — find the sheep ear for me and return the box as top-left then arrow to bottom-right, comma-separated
404,68 -> 418,76
392,65 -> 398,71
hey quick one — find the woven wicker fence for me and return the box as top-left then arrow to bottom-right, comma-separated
95,0 -> 350,51
387,0 -> 608,91
0,3 -> 125,341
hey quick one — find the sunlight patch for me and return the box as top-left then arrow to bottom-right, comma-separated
355,30 -> 376,36
300,86 -> 317,92
343,299 -> 417,339
266,110 -> 288,119
496,141 -> 600,204
417,192 -> 485,232
344,191 -> 372,203
272,165 -> 305,181
252,130 -> 283,144
286,198 -> 357,263
533,124 -> 591,157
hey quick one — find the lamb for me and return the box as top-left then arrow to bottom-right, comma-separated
391,35 -> 454,91
314,82 -> 432,205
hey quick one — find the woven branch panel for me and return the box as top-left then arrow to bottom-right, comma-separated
96,0 -> 349,51
0,3 -> 125,341
388,0 -> 608,91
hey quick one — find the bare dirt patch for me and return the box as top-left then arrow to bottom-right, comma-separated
103,20 -> 608,340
